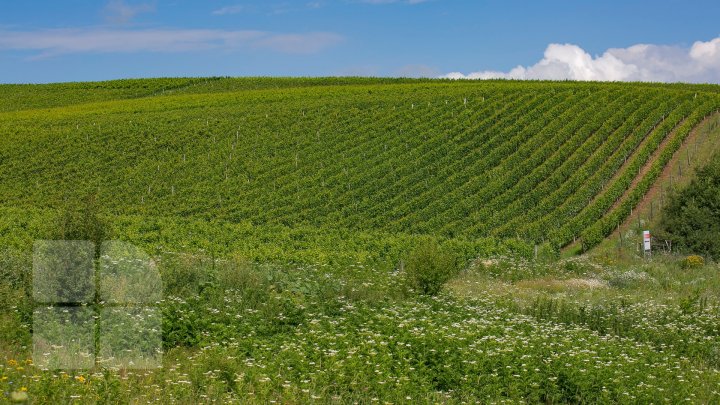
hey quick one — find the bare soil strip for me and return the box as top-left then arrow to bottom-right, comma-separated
607,117 -> 689,213
563,111 -> 720,253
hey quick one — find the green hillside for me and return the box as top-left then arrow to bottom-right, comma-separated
1,78 -> 719,261
5,79 -> 720,404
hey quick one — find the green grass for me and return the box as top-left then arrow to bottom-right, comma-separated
3,251 -> 720,402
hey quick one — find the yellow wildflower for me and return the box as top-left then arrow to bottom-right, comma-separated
75,375 -> 86,383
7,360 -> 18,367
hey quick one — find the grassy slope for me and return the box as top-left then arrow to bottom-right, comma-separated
1,78 -> 720,263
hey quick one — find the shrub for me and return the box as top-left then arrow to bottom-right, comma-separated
402,240 -> 459,296
660,153 -> 720,260
682,255 -> 705,269
159,253 -> 215,297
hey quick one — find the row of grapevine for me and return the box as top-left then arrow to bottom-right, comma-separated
498,94 -> 672,240
579,99 -> 720,250
2,80 -> 719,258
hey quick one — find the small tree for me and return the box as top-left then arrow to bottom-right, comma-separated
403,239 -> 459,296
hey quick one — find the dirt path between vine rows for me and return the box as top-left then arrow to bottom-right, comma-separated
609,111 -> 720,237
606,117 -> 688,213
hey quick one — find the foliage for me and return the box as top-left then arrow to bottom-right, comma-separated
660,154 -> 720,259
3,254 -> 720,402
3,78 -> 720,402
579,101 -> 717,251
402,239 -> 459,295
683,254 -> 706,269
0,80 -> 718,255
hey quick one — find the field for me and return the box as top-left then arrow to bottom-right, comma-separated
2,78 -> 720,403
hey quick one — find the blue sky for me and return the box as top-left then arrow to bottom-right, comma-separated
1,0 -> 720,83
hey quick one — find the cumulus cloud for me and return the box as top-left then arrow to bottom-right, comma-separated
104,0 -> 155,24
0,29 -> 344,57
444,37 -> 720,83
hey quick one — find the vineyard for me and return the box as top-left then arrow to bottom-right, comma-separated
1,78 -> 719,259
3,78 -> 720,403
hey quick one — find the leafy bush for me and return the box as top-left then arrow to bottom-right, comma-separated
682,254 -> 705,269
159,253 -> 214,297
660,154 -> 720,260
402,240 -> 459,296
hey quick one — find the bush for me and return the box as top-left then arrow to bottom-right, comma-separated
159,253 -> 215,297
682,255 -> 705,269
402,240 -> 459,296
660,154 -> 720,260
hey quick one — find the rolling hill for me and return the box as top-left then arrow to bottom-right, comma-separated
1,78 -> 719,262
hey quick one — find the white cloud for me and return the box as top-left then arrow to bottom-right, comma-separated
444,37 -> 720,83
104,0 -> 155,24
0,29 -> 344,57
211,5 -> 245,15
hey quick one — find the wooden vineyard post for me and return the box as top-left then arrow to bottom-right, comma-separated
650,201 -> 653,220
660,185 -> 664,208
